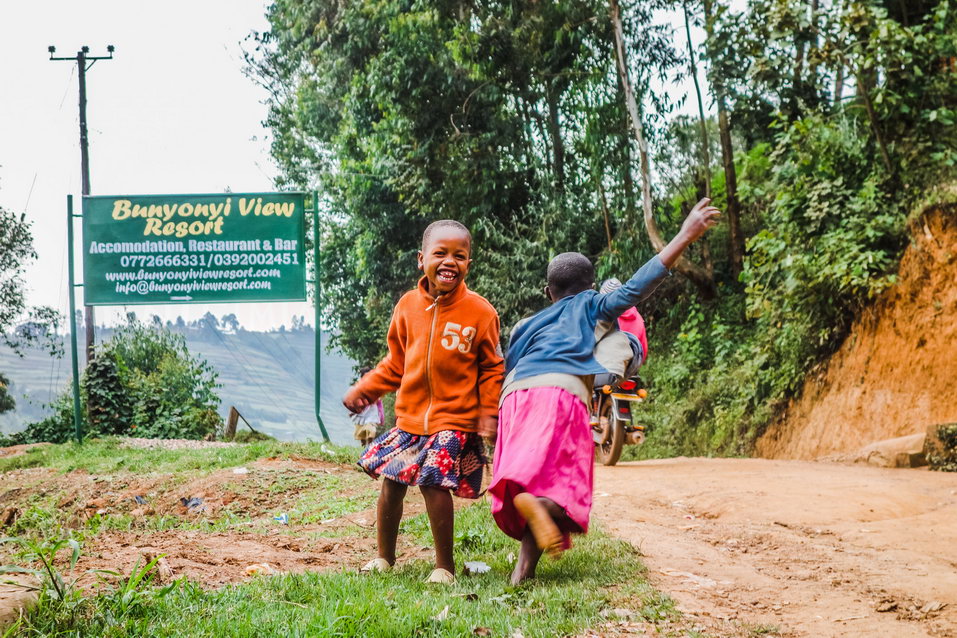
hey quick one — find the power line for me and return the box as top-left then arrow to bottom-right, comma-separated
22,173 -> 37,212
58,65 -> 75,110
48,231 -> 69,404
277,329 -> 312,381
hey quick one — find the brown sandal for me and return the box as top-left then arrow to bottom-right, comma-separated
513,492 -> 564,559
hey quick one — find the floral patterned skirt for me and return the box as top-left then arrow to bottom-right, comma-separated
358,427 -> 487,499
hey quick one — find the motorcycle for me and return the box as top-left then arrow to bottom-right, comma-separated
591,373 -> 648,466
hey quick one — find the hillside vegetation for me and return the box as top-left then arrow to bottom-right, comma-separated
757,202 -> 957,459
248,0 -> 957,456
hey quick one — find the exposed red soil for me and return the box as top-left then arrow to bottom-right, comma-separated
1,456 -> 358,527
0,454 -> 443,593
757,205 -> 957,459
593,458 -> 957,638
73,530 -> 381,589
79,530 -> 369,587
0,443 -> 50,459
67,494 -> 434,590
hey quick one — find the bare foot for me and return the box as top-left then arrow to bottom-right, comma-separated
510,531 -> 542,584
513,492 -> 564,559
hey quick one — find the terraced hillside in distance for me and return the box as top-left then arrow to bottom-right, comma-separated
0,325 -> 356,444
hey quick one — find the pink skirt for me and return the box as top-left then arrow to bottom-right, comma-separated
488,387 -> 593,548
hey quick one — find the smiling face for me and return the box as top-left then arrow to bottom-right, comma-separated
417,227 -> 472,297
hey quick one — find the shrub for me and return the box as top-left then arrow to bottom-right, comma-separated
927,424 -> 957,473
17,319 -> 222,443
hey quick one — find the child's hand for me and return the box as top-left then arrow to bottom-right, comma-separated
478,415 -> 498,443
678,198 -> 722,243
659,198 -> 722,268
343,386 -> 370,414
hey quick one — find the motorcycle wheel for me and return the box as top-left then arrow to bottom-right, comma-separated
595,402 -> 625,466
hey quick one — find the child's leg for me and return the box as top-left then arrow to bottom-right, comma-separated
539,496 -> 583,534
510,495 -> 583,583
377,478 -> 408,564
420,486 -> 454,572
513,493 -> 569,560
511,530 -> 543,585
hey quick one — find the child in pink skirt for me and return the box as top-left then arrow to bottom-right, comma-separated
488,198 -> 720,584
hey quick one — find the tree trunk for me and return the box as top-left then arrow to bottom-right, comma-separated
807,0 -> 820,88
545,83 -> 566,191
597,180 -> 614,252
791,0 -> 821,117
617,73 -> 638,226
610,0 -> 716,300
856,70 -> 894,175
702,0 -> 745,279
834,63 -> 845,108
683,0 -> 711,199
791,30 -> 806,119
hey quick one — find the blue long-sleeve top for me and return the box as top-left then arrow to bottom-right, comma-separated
505,256 -> 669,381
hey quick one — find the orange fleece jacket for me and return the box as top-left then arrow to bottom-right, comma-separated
353,277 -> 504,435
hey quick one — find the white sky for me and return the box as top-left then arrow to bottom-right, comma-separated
0,0 -> 314,332
0,2 -> 712,333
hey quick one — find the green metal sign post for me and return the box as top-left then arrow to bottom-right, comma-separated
67,196 -> 84,443
67,191 -> 330,443
309,192 -> 330,443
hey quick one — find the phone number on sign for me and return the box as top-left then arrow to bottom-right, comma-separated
118,252 -> 300,268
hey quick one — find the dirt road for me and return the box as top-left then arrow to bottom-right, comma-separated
592,458 -> 957,638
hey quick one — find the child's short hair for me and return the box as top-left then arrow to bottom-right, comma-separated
422,220 -> 472,251
547,252 -> 595,299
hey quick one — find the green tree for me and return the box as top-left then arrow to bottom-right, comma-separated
247,0 -> 957,460
0,203 -> 61,415
248,0 -> 678,364
0,373 -> 15,415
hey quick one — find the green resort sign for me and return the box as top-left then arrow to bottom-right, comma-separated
82,192 -> 307,305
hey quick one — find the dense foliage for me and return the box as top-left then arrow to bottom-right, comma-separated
9,319 -> 222,444
247,0 -> 678,364
629,1 -> 957,457
250,0 -> 957,456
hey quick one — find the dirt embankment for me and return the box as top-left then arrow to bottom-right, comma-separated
757,205 -> 957,460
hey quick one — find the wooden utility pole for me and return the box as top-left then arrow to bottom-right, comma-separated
610,0 -> 717,299
701,0 -> 746,278
684,0 -> 712,198
49,44 -> 115,363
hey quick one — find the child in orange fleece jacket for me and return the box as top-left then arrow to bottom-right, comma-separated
343,219 -> 504,584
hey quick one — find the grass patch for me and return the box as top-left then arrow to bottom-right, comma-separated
15,504 -> 679,637
0,437 -> 357,475
299,487 -> 379,523
3,439 -> 690,636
